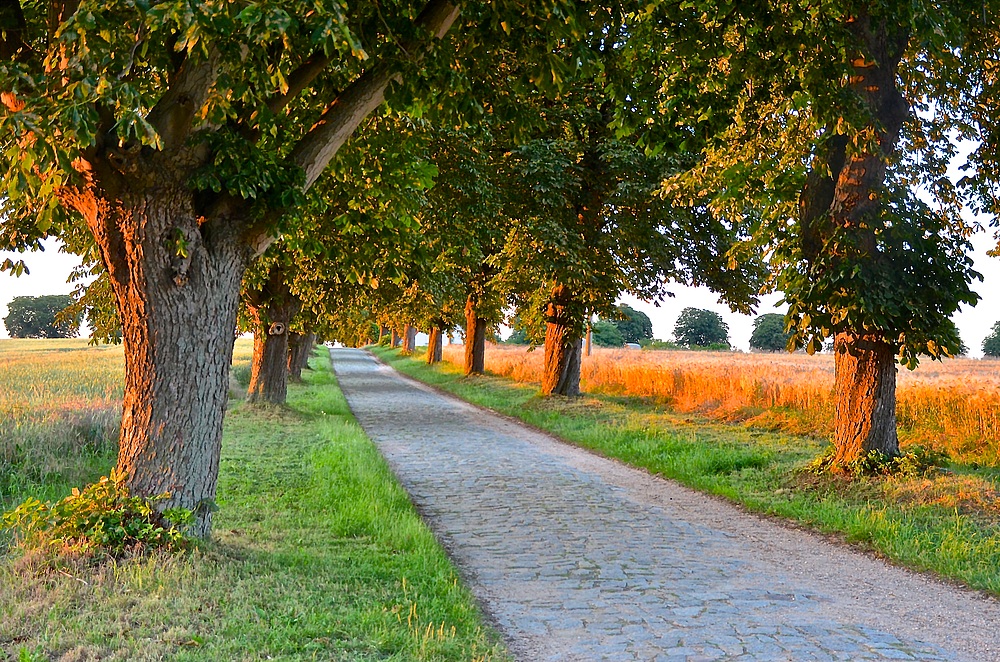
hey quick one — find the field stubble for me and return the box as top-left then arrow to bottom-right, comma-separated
441,344 -> 1000,465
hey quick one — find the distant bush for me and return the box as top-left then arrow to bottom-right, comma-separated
640,339 -> 682,350
231,363 -> 252,387
591,320 -> 624,347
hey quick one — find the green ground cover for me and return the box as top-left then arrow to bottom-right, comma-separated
1,342 -> 506,661
375,346 -> 1000,597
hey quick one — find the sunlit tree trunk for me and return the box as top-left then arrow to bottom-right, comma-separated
391,328 -> 401,347
427,325 -> 444,364
797,13 -> 909,465
832,331 -> 898,463
464,295 -> 486,375
541,285 -> 582,396
82,184 -> 248,539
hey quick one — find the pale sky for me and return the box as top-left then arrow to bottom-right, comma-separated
620,227 -> 1000,358
2,231 -> 998,355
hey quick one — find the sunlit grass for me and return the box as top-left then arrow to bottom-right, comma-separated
438,344 -> 1000,465
380,346 -> 1000,596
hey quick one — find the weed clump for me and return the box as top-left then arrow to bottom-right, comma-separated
2,468 -> 192,560
807,446 -> 947,479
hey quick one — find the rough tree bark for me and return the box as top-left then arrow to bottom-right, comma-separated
401,324 -> 417,354
287,331 -> 317,382
246,267 -> 302,406
74,175 -> 248,539
541,285 -> 582,396
464,295 -> 487,375
798,12 -> 910,462
831,331 -> 899,463
427,324 -> 444,364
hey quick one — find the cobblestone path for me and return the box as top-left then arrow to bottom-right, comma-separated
331,348 -> 1000,661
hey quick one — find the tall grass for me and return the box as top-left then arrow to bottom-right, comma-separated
0,339 -> 123,505
440,344 -> 1000,465
0,338 -> 256,506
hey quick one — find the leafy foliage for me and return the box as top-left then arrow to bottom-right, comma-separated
673,308 -> 729,348
807,446 -> 946,479
749,313 -> 792,352
984,322 -> 1000,358
610,304 -> 653,344
3,295 -> 79,338
590,320 -> 624,347
2,469 -> 192,558
619,1 -> 991,369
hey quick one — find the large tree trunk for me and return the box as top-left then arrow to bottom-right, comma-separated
246,268 -> 301,406
464,295 -> 487,375
45,0 -> 464,541
796,13 -> 909,465
831,331 -> 898,464
288,331 -> 316,382
401,324 -> 417,354
427,325 -> 444,364
80,185 -> 249,539
391,328 -> 401,347
541,286 -> 583,396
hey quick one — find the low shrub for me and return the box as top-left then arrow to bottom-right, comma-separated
807,446 -> 947,479
2,468 -> 192,559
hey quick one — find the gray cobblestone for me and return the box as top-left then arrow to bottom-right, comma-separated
332,349 -> 1000,661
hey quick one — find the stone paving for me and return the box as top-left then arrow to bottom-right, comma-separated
331,348 -> 1000,661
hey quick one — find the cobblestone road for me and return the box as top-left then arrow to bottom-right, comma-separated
331,348 -> 1000,661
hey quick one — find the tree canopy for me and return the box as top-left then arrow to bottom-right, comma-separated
673,307 -> 729,349
591,320 -> 625,347
3,295 -> 80,338
984,323 -> 1000,358
611,304 -> 653,344
749,313 -> 791,352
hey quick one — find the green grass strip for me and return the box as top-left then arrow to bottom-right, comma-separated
2,350 -> 507,662
375,346 -> 1000,598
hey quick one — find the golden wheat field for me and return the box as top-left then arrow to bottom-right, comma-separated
441,344 -> 1000,464
0,338 -> 255,500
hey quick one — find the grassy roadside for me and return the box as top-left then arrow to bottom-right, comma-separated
1,347 -> 507,661
374,346 -> 1000,596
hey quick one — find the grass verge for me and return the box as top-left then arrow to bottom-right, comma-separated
374,346 -> 1000,597
2,347 -> 507,661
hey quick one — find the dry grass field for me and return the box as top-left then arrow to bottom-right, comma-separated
441,344 -> 1000,465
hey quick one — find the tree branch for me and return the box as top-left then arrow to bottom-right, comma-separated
286,0 -> 461,188
146,49 -> 222,151
266,50 -> 333,116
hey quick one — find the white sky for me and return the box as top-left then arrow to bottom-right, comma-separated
2,231 -> 998,355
